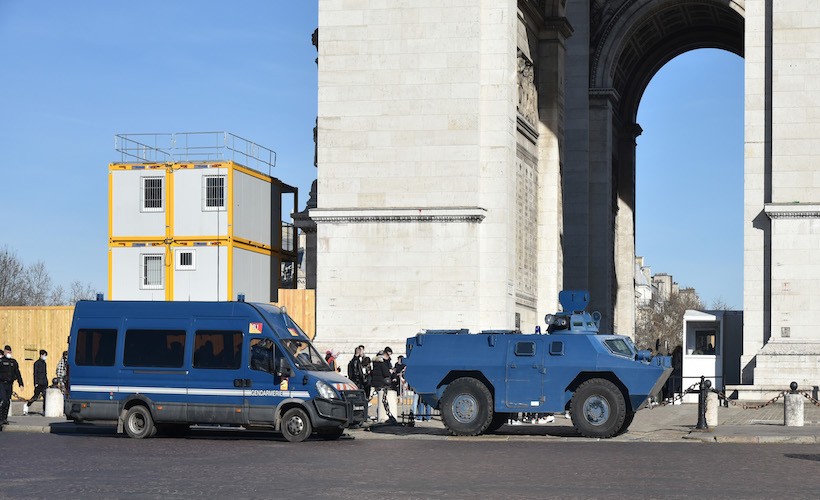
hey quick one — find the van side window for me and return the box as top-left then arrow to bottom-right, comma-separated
193,331 -> 242,369
76,329 -> 117,366
250,338 -> 274,373
123,330 -> 186,368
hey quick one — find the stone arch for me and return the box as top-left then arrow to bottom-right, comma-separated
592,0 -> 744,122
578,0 -> 745,335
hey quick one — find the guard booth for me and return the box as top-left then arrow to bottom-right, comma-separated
681,310 -> 743,402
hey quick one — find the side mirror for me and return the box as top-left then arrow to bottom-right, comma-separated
276,358 -> 293,378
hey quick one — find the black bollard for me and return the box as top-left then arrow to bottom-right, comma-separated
696,376 -> 712,430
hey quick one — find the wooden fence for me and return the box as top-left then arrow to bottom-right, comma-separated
0,290 -> 316,400
0,307 -> 74,400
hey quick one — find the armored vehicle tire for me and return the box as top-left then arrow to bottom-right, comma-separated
124,405 -> 155,439
281,407 -> 312,442
317,428 -> 345,440
440,377 -> 494,436
570,378 -> 627,439
615,411 -> 635,436
486,412 -> 510,433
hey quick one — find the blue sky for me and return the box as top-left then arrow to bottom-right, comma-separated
0,2 -> 743,308
636,49 -> 744,309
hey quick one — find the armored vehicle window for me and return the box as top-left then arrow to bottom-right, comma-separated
75,329 -> 117,366
123,330 -> 186,368
604,339 -> 633,358
514,341 -> 536,356
193,331 -> 242,369
549,341 -> 564,356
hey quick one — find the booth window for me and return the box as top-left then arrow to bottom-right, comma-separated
693,330 -> 718,355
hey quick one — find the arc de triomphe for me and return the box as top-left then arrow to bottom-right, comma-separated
311,0 -> 820,390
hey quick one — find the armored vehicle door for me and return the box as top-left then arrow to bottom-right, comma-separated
504,339 -> 545,409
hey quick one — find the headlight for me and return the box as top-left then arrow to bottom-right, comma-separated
316,380 -> 340,400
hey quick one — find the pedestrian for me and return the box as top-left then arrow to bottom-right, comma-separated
361,356 -> 372,400
347,345 -> 364,389
56,350 -> 68,394
0,345 -> 24,425
325,349 -> 337,371
24,349 -> 48,415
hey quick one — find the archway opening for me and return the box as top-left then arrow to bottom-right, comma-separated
634,48 -> 744,348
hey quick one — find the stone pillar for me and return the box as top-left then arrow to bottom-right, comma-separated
562,0 -> 591,299
613,123 -> 640,337
45,388 -> 64,418
535,17 -> 573,324
705,391 -> 719,427
784,392 -> 804,427
586,89 -> 617,332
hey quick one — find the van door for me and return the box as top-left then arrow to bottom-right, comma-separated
187,318 -> 246,425
245,338 -> 296,424
120,317 -> 190,422
505,339 -> 544,409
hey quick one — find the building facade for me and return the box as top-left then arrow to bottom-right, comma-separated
109,133 -> 297,303
314,1 -> 820,391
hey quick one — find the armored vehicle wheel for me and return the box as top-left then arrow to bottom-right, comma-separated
281,407 -> 312,442
485,412 -> 510,433
615,411 -> 635,436
124,405 -> 155,439
570,378 -> 627,439
440,377 -> 493,436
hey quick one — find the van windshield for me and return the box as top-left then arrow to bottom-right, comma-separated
283,339 -> 332,372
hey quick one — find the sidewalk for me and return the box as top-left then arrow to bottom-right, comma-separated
4,400 -> 820,443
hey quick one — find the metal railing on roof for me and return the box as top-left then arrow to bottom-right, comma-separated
114,132 -> 277,175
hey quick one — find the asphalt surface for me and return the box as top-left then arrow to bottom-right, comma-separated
2,432 -> 820,499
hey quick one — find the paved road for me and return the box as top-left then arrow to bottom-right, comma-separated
2,431 -> 820,499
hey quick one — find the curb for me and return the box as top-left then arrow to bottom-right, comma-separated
683,432 -> 820,444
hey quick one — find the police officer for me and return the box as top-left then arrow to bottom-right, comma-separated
0,345 -> 24,425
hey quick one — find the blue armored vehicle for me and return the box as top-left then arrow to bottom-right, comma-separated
404,291 -> 671,438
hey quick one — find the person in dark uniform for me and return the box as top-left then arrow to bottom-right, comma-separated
0,345 -> 24,425
24,349 -> 48,415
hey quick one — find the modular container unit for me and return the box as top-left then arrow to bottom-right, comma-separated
109,156 -> 297,303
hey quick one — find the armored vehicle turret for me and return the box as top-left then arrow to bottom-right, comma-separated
404,291 -> 671,438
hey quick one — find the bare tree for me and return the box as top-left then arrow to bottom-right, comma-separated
67,280 -> 97,304
0,246 -> 27,305
0,246 -> 98,306
24,261 -> 53,306
635,290 -> 704,354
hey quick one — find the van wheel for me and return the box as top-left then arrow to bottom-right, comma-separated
570,378 -> 626,439
124,405 -> 155,439
440,377 -> 493,436
317,428 -> 345,440
281,408 -> 312,442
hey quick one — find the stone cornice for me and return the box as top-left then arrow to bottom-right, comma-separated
309,207 -> 487,224
764,203 -> 820,219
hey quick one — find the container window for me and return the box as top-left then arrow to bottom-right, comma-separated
193,331 -> 242,369
75,329 -> 117,366
141,254 -> 164,289
176,250 -> 195,271
203,175 -> 226,211
141,176 -> 164,212
514,341 -> 536,356
123,330 -> 186,368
